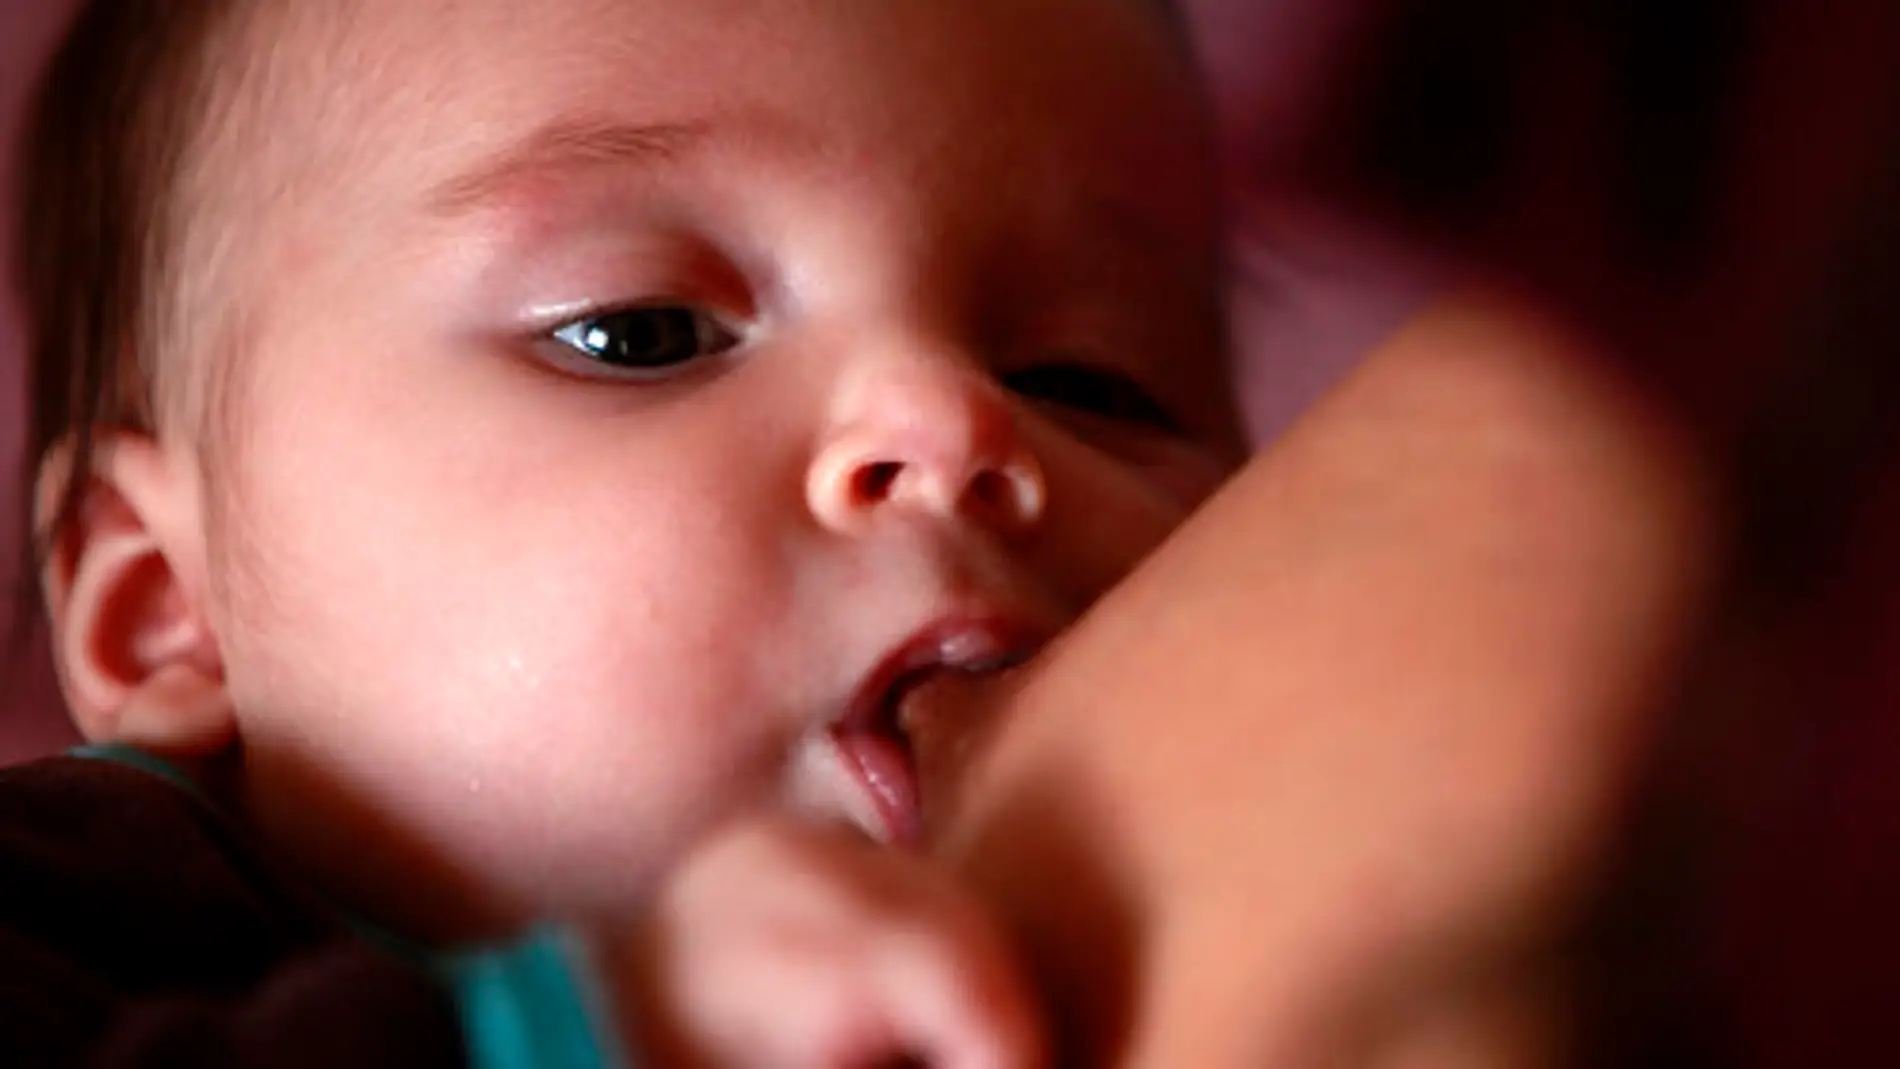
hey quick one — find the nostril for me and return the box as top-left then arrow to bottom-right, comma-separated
854,461 -> 903,503
969,469 -> 1011,510
970,466 -> 1043,526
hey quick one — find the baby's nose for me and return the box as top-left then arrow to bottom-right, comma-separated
806,354 -> 1045,537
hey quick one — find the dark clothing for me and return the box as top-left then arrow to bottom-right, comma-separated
0,757 -> 466,1068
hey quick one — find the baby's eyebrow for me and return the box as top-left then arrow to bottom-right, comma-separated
426,116 -> 711,215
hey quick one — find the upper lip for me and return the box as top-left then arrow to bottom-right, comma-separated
839,611 -> 1052,740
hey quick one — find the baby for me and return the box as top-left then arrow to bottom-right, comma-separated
6,0 -> 1244,1064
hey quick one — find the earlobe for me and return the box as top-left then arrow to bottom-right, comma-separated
37,434 -> 234,757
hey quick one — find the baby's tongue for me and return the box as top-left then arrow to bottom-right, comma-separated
898,669 -> 1017,842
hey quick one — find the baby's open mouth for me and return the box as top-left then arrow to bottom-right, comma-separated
832,620 -> 1038,844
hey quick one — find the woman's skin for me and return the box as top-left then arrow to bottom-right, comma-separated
921,293 -> 1714,1067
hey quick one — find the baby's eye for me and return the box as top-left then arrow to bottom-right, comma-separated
549,305 -> 741,377
1004,363 -> 1179,431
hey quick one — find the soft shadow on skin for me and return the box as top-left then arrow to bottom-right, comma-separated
207,748 -> 516,947
932,755 -> 1147,1069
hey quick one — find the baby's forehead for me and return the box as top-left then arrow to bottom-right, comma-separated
236,0 -> 1194,205
247,3 -> 1213,349
209,0 -> 1227,387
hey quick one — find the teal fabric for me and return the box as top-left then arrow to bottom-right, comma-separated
436,930 -> 630,1069
70,746 -> 629,1069
70,744 -> 205,800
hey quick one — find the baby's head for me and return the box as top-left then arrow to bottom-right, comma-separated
19,0 -> 1240,941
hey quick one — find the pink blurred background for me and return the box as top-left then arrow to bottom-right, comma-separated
2,0 -> 77,761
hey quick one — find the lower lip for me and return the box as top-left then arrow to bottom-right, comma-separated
829,727 -> 922,845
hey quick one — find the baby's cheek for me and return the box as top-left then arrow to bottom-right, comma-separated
1037,437 -> 1222,611
1148,445 -> 1239,517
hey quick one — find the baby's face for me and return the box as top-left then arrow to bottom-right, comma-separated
201,0 -> 1236,938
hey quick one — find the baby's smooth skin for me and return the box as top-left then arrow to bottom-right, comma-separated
38,0 -> 1239,1064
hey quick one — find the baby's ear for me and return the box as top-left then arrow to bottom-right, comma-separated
36,434 -> 234,757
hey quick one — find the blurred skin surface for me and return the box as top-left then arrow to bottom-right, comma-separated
925,293 -> 1712,1067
